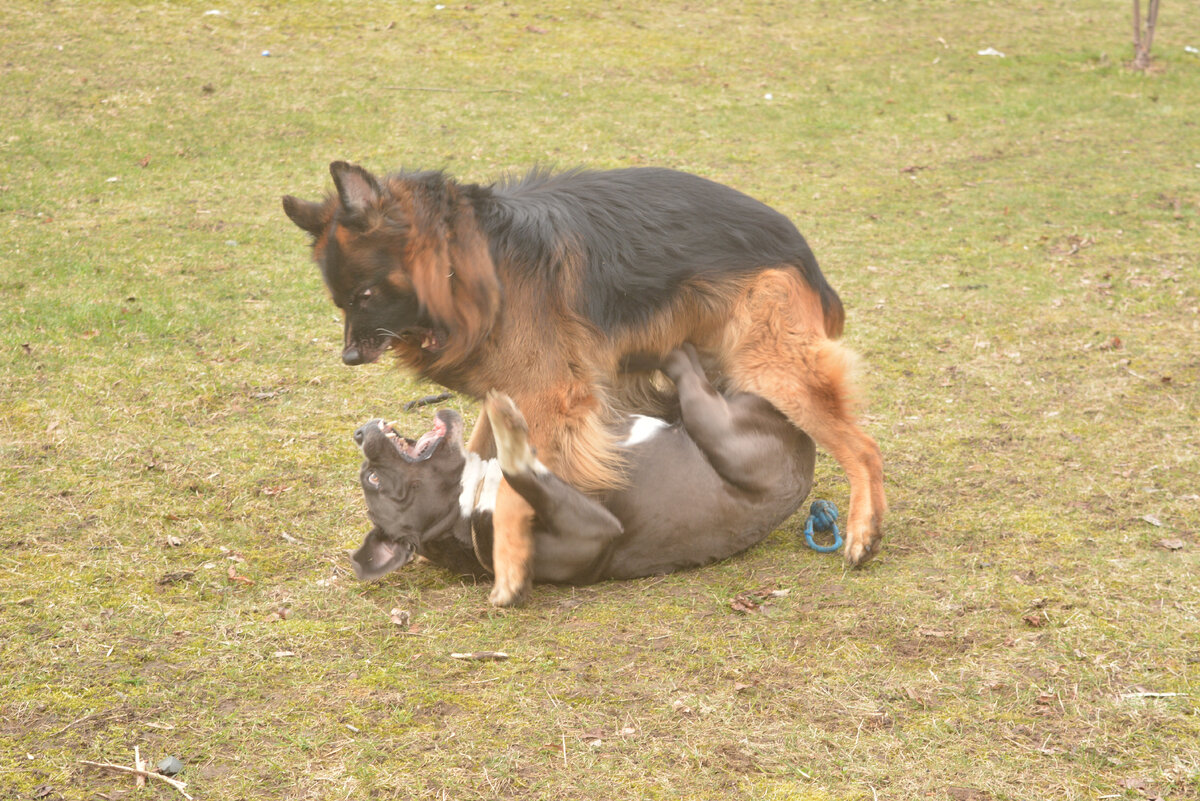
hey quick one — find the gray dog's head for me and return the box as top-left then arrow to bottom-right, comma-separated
350,409 -> 468,580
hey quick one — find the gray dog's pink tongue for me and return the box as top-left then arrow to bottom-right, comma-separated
414,416 -> 447,454
383,416 -> 446,459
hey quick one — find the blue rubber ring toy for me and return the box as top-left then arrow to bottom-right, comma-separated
803,499 -> 843,553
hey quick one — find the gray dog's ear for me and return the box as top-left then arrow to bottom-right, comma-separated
351,527 -> 415,581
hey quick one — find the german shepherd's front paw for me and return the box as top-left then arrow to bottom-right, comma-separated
488,576 -> 530,608
485,391 -> 534,476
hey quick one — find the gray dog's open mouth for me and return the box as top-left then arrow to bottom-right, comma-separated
379,414 -> 448,462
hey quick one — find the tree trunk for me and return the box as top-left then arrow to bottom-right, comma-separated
1131,0 -> 1162,71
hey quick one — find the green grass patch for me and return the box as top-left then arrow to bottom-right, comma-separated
2,1 -> 1199,798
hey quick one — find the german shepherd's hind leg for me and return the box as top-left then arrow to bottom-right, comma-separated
722,271 -> 886,566
486,392 -> 623,543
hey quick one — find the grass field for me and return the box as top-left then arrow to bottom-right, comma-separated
2,1 -> 1199,798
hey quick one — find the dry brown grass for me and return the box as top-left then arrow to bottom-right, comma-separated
2,1 -> 1198,799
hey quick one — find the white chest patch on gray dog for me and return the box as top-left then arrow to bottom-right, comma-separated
459,453 -> 504,515
477,459 -> 504,512
619,415 -> 670,447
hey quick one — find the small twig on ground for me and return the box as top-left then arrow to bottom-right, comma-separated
385,86 -> 524,95
78,759 -> 193,800
450,651 -> 509,661
47,709 -> 97,738
404,391 -> 455,411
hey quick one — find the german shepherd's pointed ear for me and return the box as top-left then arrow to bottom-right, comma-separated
330,161 -> 381,218
282,195 -> 327,235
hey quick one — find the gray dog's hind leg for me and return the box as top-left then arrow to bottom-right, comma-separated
660,344 -> 781,493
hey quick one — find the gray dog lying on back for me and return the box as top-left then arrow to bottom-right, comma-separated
351,345 -> 816,590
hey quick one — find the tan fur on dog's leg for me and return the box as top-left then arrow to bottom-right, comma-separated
488,480 -> 535,607
727,337 -> 885,566
471,400 -> 533,605
466,407 -> 495,460
721,270 -> 886,566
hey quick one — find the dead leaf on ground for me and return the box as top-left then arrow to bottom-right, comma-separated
948,787 -> 993,801
731,585 -> 787,614
227,566 -> 254,586
576,729 -> 604,744
1049,234 -> 1094,257
1159,538 -> 1184,551
730,594 -> 761,614
1119,777 -> 1165,799
918,627 -> 954,638
1022,613 -> 1045,628
904,686 -> 929,708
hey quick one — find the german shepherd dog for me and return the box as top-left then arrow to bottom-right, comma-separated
283,163 -> 885,606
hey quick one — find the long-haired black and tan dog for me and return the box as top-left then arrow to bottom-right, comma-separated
284,163 -> 885,605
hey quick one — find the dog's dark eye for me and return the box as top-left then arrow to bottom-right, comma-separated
366,471 -> 380,488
